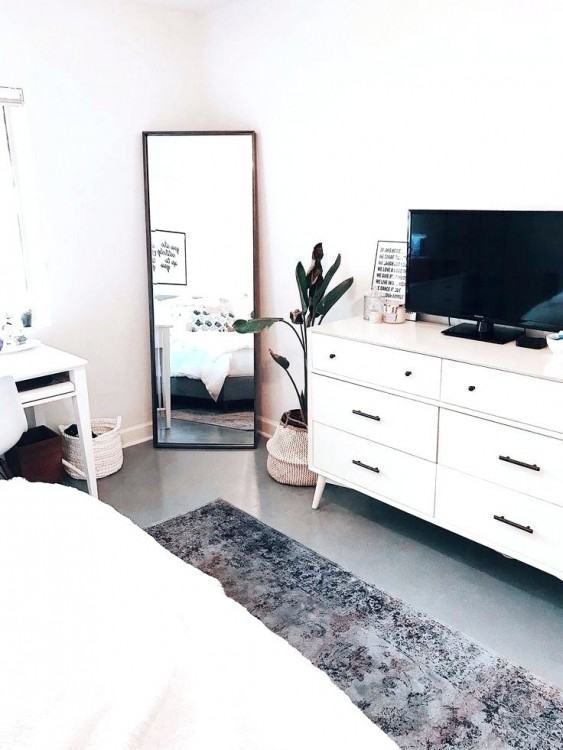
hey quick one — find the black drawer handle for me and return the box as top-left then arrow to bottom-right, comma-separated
352,459 -> 380,474
468,385 -> 476,392
499,455 -> 540,472
352,409 -> 381,422
493,514 -> 534,534
329,353 -> 336,359
405,370 -> 412,377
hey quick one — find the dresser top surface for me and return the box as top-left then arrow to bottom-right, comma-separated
312,317 -> 563,382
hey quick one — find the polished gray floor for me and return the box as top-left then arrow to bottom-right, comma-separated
93,439 -> 563,690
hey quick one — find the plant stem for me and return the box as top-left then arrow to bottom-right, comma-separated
281,364 -> 306,422
281,319 -> 305,351
275,319 -> 307,424
300,321 -> 307,357
302,323 -> 308,424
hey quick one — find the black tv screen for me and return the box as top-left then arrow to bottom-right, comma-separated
406,210 -> 563,332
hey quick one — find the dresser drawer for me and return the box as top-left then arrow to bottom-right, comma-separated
435,467 -> 563,576
312,423 -> 436,516
311,335 -> 441,399
311,374 -> 438,462
441,359 -> 563,433
439,410 -> 563,508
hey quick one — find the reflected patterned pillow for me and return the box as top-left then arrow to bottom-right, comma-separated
190,308 -> 235,332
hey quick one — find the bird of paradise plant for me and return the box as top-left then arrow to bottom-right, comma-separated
233,243 -> 353,427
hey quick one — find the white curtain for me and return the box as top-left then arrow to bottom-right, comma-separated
0,88 -> 27,316
0,87 -> 48,327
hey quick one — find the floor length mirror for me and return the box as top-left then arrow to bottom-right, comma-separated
143,132 -> 257,448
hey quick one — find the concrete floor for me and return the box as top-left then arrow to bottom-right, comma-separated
93,438 -> 563,690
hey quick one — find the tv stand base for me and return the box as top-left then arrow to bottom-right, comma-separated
442,322 -> 521,345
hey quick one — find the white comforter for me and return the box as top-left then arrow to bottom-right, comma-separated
0,480 -> 397,750
170,330 -> 253,400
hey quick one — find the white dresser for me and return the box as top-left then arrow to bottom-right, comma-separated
308,318 -> 563,580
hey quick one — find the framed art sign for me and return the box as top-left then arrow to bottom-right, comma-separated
371,240 -> 408,302
151,229 -> 187,286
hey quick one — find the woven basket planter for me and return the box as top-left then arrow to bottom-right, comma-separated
59,417 -> 123,480
266,410 -> 317,486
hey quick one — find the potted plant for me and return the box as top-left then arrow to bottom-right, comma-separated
234,243 -> 353,485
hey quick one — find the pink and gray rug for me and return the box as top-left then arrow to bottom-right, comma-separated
147,500 -> 562,750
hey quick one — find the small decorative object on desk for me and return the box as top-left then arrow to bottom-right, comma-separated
0,311 -> 39,353
0,337 -> 40,355
20,309 -> 32,328
546,331 -> 563,355
1,313 -> 17,348
383,299 -> 407,324
363,292 -> 384,323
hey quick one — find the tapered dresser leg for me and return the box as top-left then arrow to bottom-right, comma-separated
312,475 -> 327,510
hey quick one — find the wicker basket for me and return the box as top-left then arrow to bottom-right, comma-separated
266,411 -> 317,486
59,417 -> 123,480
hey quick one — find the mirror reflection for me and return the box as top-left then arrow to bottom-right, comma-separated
144,132 -> 256,447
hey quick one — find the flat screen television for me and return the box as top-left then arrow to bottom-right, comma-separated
406,209 -> 563,344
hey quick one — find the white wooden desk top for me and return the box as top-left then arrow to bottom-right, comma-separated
312,317 -> 563,383
0,345 -> 87,383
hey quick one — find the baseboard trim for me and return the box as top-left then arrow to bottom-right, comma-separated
121,421 -> 153,448
257,415 -> 278,440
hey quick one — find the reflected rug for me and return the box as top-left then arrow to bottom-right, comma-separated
147,500 -> 562,750
172,408 -> 254,431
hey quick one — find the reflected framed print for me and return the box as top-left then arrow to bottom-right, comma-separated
151,230 -> 187,286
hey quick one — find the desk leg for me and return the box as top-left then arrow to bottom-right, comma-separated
32,404 -> 47,427
24,407 -> 37,428
70,367 -> 98,499
24,405 -> 46,428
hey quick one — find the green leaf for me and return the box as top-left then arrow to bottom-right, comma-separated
312,253 -> 341,308
269,349 -> 290,370
233,317 -> 282,333
316,277 -> 354,319
295,262 -> 308,312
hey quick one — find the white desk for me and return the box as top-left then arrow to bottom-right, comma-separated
0,345 -> 98,498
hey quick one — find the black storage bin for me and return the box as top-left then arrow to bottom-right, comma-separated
6,426 -> 64,483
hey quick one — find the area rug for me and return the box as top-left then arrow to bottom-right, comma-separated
172,408 -> 254,431
147,500 -> 563,750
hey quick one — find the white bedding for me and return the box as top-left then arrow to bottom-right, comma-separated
170,329 -> 253,400
229,346 -> 254,377
0,480 -> 397,750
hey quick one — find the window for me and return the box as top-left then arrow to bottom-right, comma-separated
0,86 -> 36,325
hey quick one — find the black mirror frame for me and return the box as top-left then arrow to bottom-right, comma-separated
142,131 -> 258,450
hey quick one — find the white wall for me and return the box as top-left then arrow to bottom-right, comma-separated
195,0 -> 563,433
0,0 -> 203,443
4,0 -> 563,441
